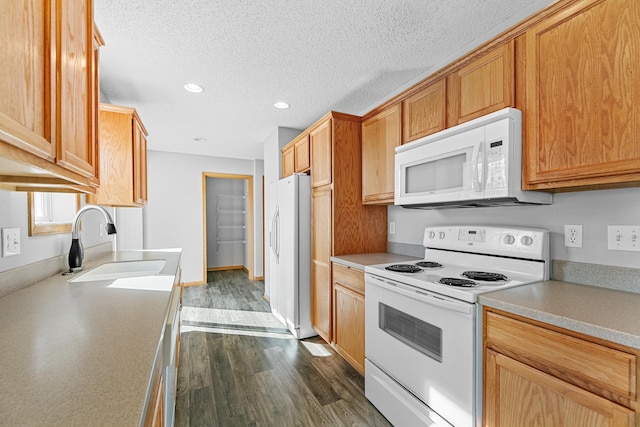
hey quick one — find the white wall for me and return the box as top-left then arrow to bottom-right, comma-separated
144,150 -> 261,284
389,186 -> 640,268
253,159 -> 264,279
0,190 -> 114,273
263,127 -> 302,296
114,207 -> 144,250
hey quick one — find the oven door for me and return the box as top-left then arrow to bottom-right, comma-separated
365,273 -> 475,427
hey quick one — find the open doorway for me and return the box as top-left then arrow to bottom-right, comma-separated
202,172 -> 254,280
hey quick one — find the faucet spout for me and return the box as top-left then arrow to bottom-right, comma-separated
69,205 -> 117,270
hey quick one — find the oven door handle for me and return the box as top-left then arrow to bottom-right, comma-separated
366,274 -> 474,315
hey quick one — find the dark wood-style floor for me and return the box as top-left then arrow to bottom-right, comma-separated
175,270 -> 392,427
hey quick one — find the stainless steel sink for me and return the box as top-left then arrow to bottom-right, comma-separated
68,260 -> 167,282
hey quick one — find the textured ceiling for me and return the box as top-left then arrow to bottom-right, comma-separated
95,0 -> 555,160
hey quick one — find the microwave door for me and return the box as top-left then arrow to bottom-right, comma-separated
396,127 -> 485,205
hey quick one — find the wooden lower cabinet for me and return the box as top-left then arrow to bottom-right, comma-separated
484,308 -> 639,427
332,263 -> 365,374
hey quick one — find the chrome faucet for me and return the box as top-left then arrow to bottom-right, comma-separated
68,205 -> 117,271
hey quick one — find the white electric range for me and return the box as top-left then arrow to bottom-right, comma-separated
364,225 -> 549,427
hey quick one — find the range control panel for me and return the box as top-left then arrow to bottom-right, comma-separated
423,226 -> 549,260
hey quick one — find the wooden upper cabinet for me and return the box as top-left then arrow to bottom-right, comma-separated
88,104 -> 148,207
294,134 -> 310,173
56,0 -> 97,181
447,40 -> 515,125
402,79 -> 446,143
362,103 -> 401,204
281,133 -> 310,178
522,0 -> 640,191
310,119 -> 332,187
0,0 -> 55,161
0,0 -> 100,192
281,144 -> 294,178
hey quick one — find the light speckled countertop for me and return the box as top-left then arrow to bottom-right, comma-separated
0,250 -> 181,426
479,280 -> 640,349
331,252 -> 421,270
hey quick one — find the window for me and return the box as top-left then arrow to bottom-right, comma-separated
28,192 -> 81,236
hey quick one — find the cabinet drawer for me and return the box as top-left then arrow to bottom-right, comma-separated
485,311 -> 637,405
332,263 -> 364,294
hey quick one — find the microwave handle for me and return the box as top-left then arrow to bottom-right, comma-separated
472,141 -> 484,192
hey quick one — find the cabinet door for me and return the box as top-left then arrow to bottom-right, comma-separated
282,144 -> 294,178
311,119 -> 332,187
522,0 -> 640,190
134,119 -> 148,205
294,134 -> 310,173
402,79 -> 446,143
56,0 -> 97,179
0,0 -> 56,161
332,264 -> 365,374
447,40 -> 515,125
362,104 -> 401,205
485,350 -> 635,427
311,185 -> 332,342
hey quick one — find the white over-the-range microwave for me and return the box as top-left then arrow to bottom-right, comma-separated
395,107 -> 552,208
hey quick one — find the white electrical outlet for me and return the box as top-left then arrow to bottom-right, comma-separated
564,224 -> 583,248
2,227 -> 21,256
607,225 -> 640,252
389,222 -> 396,235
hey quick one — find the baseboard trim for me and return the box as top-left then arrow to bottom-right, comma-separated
207,266 -> 244,272
182,281 -> 206,287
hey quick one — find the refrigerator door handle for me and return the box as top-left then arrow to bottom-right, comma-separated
275,208 -> 280,264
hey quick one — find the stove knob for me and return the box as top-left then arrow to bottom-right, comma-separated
521,235 -> 534,246
438,232 -> 446,239
503,234 -> 516,245
428,231 -> 436,239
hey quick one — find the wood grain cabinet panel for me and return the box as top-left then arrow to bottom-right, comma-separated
362,103 -> 401,205
87,104 -> 148,207
521,0 -> 640,191
402,79 -> 446,143
310,119 -> 332,187
484,308 -> 640,426
311,185 -> 332,342
332,263 -> 365,374
0,0 -> 101,192
281,144 -> 294,178
447,40 -> 515,125
0,0 -> 55,161
56,0 -> 97,180
294,134 -> 310,173
485,350 -> 635,427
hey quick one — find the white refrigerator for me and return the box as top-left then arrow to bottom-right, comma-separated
268,174 -> 315,339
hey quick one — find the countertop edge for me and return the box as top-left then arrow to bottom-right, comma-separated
479,281 -> 640,350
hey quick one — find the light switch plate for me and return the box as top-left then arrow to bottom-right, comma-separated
607,225 -> 640,252
2,227 -> 21,256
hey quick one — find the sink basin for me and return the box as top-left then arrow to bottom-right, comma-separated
68,260 -> 167,282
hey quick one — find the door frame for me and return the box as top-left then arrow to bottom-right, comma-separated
202,172 -> 254,280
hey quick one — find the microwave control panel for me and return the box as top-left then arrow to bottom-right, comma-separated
486,140 -> 507,190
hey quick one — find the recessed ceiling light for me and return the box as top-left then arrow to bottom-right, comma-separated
184,83 -> 204,93
193,137 -> 207,143
274,101 -> 290,109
